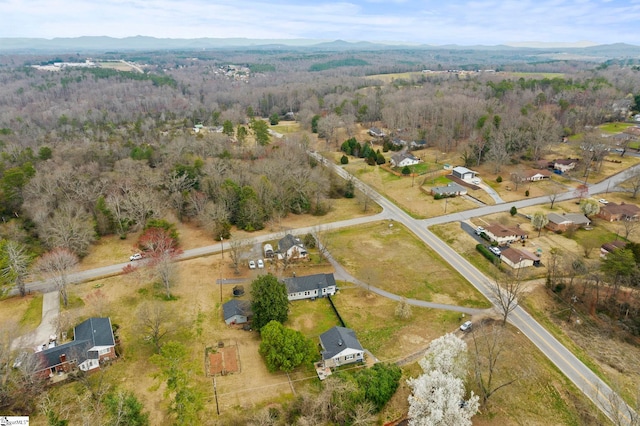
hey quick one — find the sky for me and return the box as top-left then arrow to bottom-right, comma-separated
2,0 -> 640,46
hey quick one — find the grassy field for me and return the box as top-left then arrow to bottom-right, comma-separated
598,122 -> 636,134
326,221 -> 491,308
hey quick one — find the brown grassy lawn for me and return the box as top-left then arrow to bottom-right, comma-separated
326,221 -> 491,308
0,293 -> 42,334
79,197 -> 381,270
432,207 -> 640,414
343,158 -> 479,218
381,321 -> 608,426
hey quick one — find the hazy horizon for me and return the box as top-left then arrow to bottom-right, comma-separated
2,0 -> 639,46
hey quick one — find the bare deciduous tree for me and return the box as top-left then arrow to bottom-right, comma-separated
471,323 -> 520,406
138,228 -> 182,299
34,248 -> 78,307
137,302 -> 172,353
488,273 -> 525,326
1,240 -> 31,296
227,237 -> 253,275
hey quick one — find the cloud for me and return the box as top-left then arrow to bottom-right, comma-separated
1,0 -> 639,45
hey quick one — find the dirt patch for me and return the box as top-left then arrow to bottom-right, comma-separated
208,344 -> 240,376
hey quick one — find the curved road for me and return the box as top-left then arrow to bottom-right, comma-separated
310,151 -> 638,425
13,153 -> 639,424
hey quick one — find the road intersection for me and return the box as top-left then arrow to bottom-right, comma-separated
14,153 -> 640,424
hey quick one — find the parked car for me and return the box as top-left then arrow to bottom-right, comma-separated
598,198 -> 609,204
471,178 -> 481,185
489,246 -> 501,256
475,226 -> 485,235
248,260 -> 256,269
257,259 -> 264,268
460,321 -> 473,331
130,253 -> 143,261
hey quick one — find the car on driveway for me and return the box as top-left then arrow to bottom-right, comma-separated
475,226 -> 485,235
598,198 -> 608,204
460,320 -> 473,331
130,253 -> 143,261
489,246 -> 501,256
257,259 -> 264,268
248,260 -> 256,269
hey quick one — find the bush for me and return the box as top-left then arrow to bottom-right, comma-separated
525,190 -> 530,197
340,155 -> 349,164
496,176 -> 503,183
401,165 -> 411,175
510,206 -> 518,216
476,244 -> 501,265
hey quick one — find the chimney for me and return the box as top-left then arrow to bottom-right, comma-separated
337,339 -> 343,346
60,354 -> 67,363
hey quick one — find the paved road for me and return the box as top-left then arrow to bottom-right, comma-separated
310,151 -> 637,425
12,211 -> 390,296
11,153 -> 639,424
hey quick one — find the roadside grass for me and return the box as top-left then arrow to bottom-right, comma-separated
466,322 -> 607,426
327,221 -> 491,309
520,297 -> 608,382
344,160 -> 479,218
19,293 -> 43,329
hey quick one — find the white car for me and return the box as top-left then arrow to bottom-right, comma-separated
460,321 -> 473,331
257,259 -> 264,268
471,178 -> 481,185
489,246 -> 501,256
248,260 -> 256,269
475,226 -> 485,235
598,198 -> 608,204
130,253 -> 143,261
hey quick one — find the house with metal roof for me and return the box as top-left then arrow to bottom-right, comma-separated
319,326 -> 364,368
282,273 -> 337,301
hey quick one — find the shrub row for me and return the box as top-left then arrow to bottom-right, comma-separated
476,244 -> 501,265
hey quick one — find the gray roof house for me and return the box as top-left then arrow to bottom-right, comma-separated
277,234 -> 308,260
319,326 -> 365,368
36,317 -> 116,378
546,213 -> 591,232
223,300 -> 252,325
431,182 -> 468,197
282,273 -> 337,301
368,127 -> 385,138
390,151 -> 420,168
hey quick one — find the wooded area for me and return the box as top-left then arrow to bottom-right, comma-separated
1,46 -> 640,424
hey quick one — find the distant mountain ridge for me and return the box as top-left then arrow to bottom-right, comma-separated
1,36 -> 639,58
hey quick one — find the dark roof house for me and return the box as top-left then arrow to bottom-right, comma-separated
319,326 -> 365,368
223,300 -> 252,325
277,234 -> 308,260
36,317 -> 116,378
282,273 -> 337,301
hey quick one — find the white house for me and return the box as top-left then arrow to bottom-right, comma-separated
390,151 -> 420,168
319,326 -> 365,368
222,300 -> 252,325
553,159 -> 578,173
451,166 -> 478,181
277,234 -> 308,260
282,273 -> 337,301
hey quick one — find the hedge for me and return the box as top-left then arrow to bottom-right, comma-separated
476,244 -> 501,265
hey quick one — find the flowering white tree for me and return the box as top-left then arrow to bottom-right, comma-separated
407,333 -> 479,426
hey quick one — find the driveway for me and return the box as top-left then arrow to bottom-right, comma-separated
11,291 -> 60,351
477,181 -> 505,204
